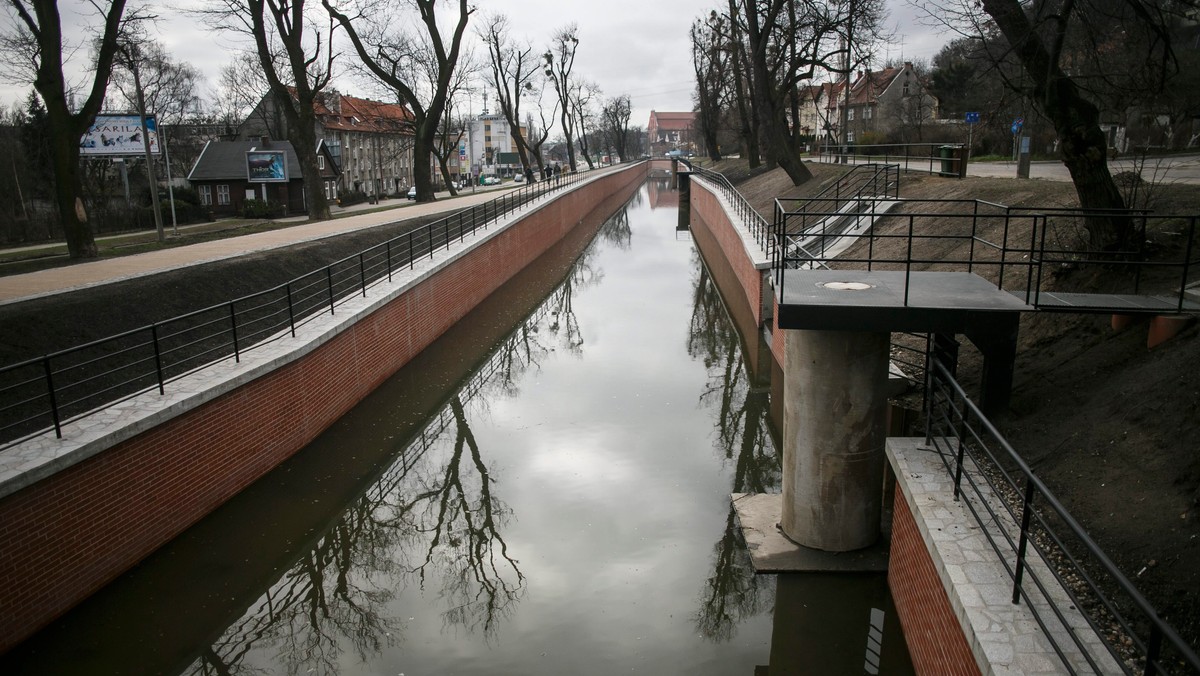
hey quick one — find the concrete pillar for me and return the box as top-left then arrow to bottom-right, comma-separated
782,329 -> 890,551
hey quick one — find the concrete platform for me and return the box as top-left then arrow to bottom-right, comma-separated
731,492 -> 889,573
775,269 -> 1030,333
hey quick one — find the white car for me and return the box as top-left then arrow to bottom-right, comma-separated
406,186 -> 417,200
513,173 -> 525,183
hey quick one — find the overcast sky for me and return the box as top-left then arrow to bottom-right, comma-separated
1,0 -> 948,130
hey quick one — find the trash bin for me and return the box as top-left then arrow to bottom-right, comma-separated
938,145 -> 957,176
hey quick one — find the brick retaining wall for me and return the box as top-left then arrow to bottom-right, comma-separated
888,490 -> 983,676
0,164 -> 645,652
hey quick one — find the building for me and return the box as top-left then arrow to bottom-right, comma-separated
186,137 -> 339,217
464,113 -> 525,178
824,63 -> 940,144
240,90 -> 415,197
647,111 -> 697,157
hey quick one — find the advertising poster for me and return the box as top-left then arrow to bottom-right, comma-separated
246,150 -> 288,182
80,114 -> 160,156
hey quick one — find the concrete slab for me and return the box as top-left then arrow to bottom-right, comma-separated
731,492 -> 889,573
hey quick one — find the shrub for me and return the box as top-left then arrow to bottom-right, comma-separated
241,199 -> 285,219
337,190 -> 369,207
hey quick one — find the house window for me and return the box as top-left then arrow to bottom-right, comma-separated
903,82 -> 911,96
199,185 -> 212,206
864,107 -> 873,120
318,155 -> 325,170
217,184 -> 230,205
847,108 -> 855,121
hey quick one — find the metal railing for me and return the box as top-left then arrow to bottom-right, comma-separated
0,170 -> 594,449
813,142 -> 968,177
681,159 -> 775,257
773,163 -> 900,262
772,198 -> 1200,312
924,340 -> 1200,675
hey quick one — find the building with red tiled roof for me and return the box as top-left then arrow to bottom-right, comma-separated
820,63 -> 939,145
647,111 -> 697,157
240,90 -> 420,198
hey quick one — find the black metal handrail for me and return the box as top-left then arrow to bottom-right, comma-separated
814,142 -> 968,178
682,160 -> 775,258
771,198 -> 1200,313
0,169 -> 599,449
924,345 -> 1200,675
772,164 -> 900,264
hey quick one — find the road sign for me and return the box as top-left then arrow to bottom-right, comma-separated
965,112 -> 980,124
1011,117 -> 1024,135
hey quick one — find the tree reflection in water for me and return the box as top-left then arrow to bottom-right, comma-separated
188,208 -> 613,674
687,257 -> 781,642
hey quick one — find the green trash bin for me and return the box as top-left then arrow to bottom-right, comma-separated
938,145 -> 958,176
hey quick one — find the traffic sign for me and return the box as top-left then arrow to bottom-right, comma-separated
1011,117 -> 1024,135
965,112 -> 980,124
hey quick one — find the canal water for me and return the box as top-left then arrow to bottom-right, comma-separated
5,179 -> 912,674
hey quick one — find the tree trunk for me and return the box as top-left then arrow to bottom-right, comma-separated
287,115 -> 330,220
45,104 -> 97,258
412,132 -> 436,202
980,0 -> 1132,251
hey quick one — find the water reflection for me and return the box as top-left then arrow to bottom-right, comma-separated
187,215 -> 618,673
689,260 -> 781,644
5,183 -> 785,675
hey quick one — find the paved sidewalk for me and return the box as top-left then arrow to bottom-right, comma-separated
0,186 -> 512,306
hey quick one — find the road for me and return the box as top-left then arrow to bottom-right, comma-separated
965,153 -> 1200,185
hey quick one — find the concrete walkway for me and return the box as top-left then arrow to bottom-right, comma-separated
0,185 -> 516,306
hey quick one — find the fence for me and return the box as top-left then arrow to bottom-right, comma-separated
682,160 -> 776,259
925,339 -> 1200,675
814,142 -> 968,178
0,170 -> 588,449
772,198 -> 1200,313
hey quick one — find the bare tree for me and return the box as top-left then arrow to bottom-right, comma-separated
199,0 -> 337,220
212,51 -> 274,132
523,82 -> 559,175
324,0 -> 472,202
914,0 -> 1187,250
479,13 -> 539,176
570,77 -> 600,169
725,0 -> 761,167
543,24 -> 580,171
692,13 -> 730,161
731,0 -> 885,184
599,94 -> 632,162
108,40 -> 202,125
1,0 -> 130,258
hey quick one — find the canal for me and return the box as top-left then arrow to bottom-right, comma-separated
4,178 -> 911,674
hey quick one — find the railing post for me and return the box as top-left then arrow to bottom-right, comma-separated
1012,479 -> 1037,604
1025,212 -> 1039,305
358,253 -> 367,297
1178,216 -> 1197,313
42,357 -> 62,439
386,241 -> 393,283
408,233 -> 415,270
326,268 -> 335,315
1145,625 -> 1164,676
229,303 -> 241,363
151,324 -> 165,395
285,283 -> 296,337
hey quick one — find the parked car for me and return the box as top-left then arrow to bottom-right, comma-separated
513,173 -> 525,183
406,186 -> 417,200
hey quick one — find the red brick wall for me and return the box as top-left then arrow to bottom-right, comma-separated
0,165 -> 645,652
688,181 -> 765,327
889,489 -> 982,676
688,179 -> 789,367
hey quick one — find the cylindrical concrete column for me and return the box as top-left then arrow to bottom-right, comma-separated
781,329 -> 890,551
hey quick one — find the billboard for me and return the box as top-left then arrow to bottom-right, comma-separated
80,114 -> 160,156
246,150 -> 288,182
